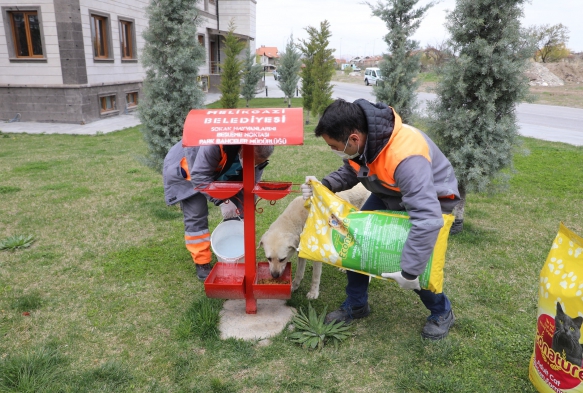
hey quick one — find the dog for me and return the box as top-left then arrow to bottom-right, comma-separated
259,183 -> 370,299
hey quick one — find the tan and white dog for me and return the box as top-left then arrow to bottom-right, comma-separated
259,183 -> 371,299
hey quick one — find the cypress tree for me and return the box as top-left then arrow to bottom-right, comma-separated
309,21 -> 336,118
138,0 -> 205,171
277,35 -> 302,108
368,0 -> 433,123
299,31 -> 317,123
219,21 -> 246,109
240,47 -> 263,107
427,0 -> 533,233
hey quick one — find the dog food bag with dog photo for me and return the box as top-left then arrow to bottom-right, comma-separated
297,181 -> 454,293
529,223 -> 583,393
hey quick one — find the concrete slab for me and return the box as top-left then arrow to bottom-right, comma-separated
0,113 -> 141,135
219,299 -> 296,344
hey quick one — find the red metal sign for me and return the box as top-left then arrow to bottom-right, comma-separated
182,107 -> 304,147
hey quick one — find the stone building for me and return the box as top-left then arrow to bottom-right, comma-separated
0,0 -> 256,124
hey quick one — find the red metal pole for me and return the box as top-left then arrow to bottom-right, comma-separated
242,145 -> 257,314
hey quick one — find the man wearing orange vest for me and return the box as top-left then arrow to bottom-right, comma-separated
163,142 -> 274,280
301,98 -> 460,340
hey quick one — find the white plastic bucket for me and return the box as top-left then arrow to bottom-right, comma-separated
210,219 -> 245,263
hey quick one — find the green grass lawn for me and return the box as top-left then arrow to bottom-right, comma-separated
1,98 -> 582,392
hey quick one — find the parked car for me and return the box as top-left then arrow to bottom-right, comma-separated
364,67 -> 382,86
341,63 -> 361,72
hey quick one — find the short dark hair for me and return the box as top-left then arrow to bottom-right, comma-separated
255,145 -> 274,160
314,99 -> 368,142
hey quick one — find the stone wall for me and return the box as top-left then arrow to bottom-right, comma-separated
0,81 -> 142,124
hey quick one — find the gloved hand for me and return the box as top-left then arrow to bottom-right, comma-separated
301,176 -> 318,200
220,201 -> 239,219
381,271 -> 421,291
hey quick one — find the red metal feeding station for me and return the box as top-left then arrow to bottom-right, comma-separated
182,107 -> 304,314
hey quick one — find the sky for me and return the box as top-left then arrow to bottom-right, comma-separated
255,0 -> 582,61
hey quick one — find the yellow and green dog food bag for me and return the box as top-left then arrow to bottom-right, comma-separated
529,223 -> 583,392
297,181 -> 454,293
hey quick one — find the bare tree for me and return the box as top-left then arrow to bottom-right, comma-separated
423,40 -> 450,69
526,23 -> 570,63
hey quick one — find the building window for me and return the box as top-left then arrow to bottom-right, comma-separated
126,92 -> 138,108
9,11 -> 43,58
198,34 -> 205,47
90,14 -> 109,58
119,19 -> 134,59
209,0 -> 215,4
100,95 -> 116,113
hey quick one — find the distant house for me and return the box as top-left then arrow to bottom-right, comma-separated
256,45 -> 278,70
0,0 -> 255,124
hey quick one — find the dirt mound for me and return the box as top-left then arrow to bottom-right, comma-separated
544,62 -> 583,83
525,61 -> 564,87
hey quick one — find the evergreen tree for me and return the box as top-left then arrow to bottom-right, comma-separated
299,32 -> 317,123
309,21 -> 336,118
368,0 -> 433,123
277,35 -> 302,108
427,0 -> 533,233
138,0 -> 205,171
219,21 -> 246,109
240,47 -> 263,107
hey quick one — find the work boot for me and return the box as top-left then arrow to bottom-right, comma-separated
196,263 -> 212,281
449,219 -> 463,235
421,309 -> 455,340
324,304 -> 370,324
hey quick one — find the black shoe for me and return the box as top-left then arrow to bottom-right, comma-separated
450,219 -> 463,235
324,304 -> 370,324
196,263 -> 212,281
422,310 -> 455,340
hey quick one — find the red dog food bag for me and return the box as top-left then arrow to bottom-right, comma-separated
529,223 -> 583,392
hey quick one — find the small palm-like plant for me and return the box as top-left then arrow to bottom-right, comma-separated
289,303 -> 352,350
0,234 -> 35,251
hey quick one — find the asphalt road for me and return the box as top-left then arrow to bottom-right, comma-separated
332,81 -> 583,146
264,76 -> 583,146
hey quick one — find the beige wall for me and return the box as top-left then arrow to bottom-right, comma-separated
0,0 -> 64,85
80,0 -> 147,85
0,0 -> 255,86
219,0 -> 256,53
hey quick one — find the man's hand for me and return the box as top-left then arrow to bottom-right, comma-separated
220,201 -> 239,219
301,176 -> 318,200
381,271 -> 421,290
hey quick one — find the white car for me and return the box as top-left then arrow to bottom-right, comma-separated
364,67 -> 383,86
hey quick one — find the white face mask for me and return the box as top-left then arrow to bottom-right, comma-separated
333,139 -> 360,160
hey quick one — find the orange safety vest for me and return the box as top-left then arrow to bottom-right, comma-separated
179,145 -> 230,182
348,112 -> 455,200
